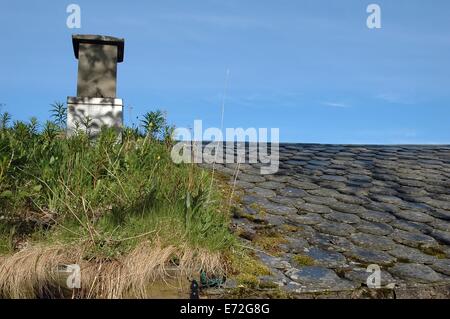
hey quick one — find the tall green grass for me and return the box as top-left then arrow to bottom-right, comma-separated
0,107 -> 235,258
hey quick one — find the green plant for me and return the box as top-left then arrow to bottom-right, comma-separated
0,106 -> 241,298
41,121 -> 60,143
0,114 -> 236,250
29,117 -> 39,135
50,102 -> 67,128
0,112 -> 11,130
140,110 -> 166,139
80,115 -> 93,134
292,254 -> 315,266
163,124 -> 175,148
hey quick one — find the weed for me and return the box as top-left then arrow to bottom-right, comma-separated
292,254 -> 315,266
0,107 -> 239,298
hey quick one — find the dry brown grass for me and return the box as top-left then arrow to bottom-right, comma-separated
0,239 -> 226,299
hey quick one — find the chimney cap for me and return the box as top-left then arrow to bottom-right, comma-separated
72,34 -> 125,62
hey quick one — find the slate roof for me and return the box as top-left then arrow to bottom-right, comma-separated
207,144 -> 450,297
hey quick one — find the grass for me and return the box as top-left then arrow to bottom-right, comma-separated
224,250 -> 292,299
227,249 -> 271,290
0,107 -> 237,298
252,229 -> 288,257
230,251 -> 271,278
420,245 -> 447,259
0,241 -> 224,298
292,254 -> 315,266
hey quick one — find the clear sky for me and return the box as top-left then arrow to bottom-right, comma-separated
1,0 -> 449,144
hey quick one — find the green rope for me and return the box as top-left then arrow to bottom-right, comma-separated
200,271 -> 225,288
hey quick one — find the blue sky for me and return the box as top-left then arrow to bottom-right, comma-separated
0,0 -> 449,144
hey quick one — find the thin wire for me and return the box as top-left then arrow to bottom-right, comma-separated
208,69 -> 230,201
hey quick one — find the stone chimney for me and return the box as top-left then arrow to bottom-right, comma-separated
67,34 -> 125,137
